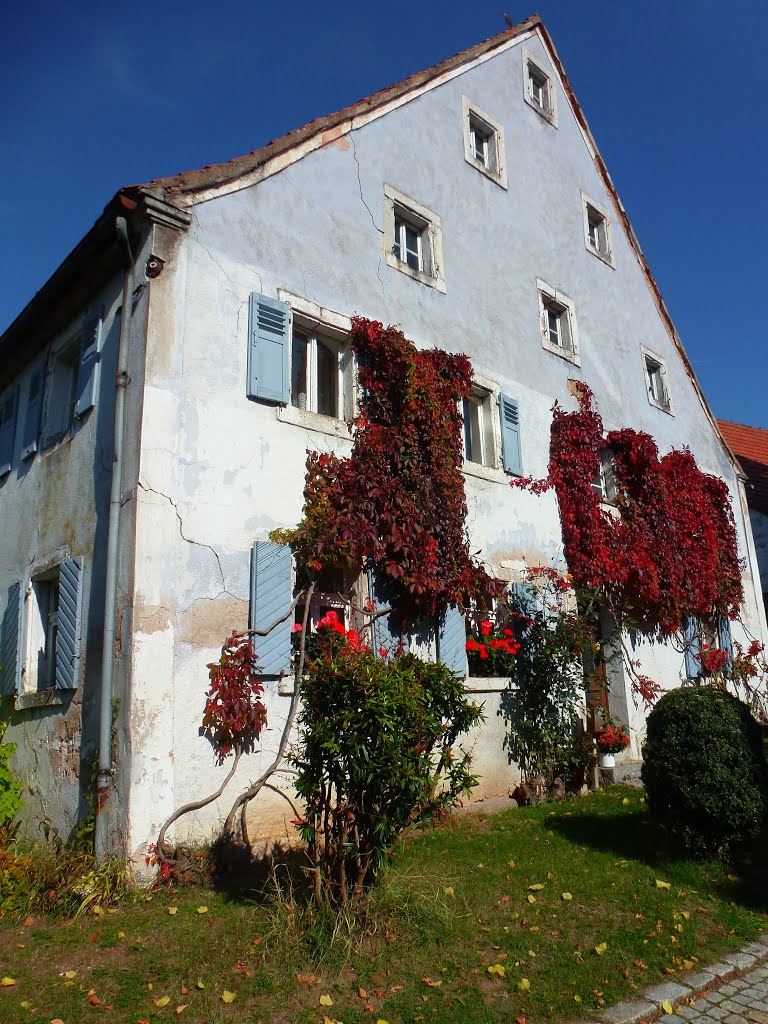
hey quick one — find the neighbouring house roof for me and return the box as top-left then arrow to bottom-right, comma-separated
718,421 -> 768,516
0,14 -> 743,480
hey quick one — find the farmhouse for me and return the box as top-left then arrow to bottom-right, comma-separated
1,15 -> 765,865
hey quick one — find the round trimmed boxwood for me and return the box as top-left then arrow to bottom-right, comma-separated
641,686 -> 767,860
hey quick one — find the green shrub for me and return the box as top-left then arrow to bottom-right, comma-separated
641,686 -> 768,859
0,721 -> 23,828
294,621 -> 484,905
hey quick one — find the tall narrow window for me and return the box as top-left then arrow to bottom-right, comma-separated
384,185 -> 446,292
290,327 -> 348,420
462,98 -> 507,189
523,50 -> 557,124
642,347 -> 672,413
462,390 -> 496,468
393,212 -> 424,272
538,280 -> 579,364
582,194 -> 613,265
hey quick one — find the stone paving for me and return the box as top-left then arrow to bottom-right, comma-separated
579,937 -> 768,1024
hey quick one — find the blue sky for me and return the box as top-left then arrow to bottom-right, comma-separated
2,0 -> 765,426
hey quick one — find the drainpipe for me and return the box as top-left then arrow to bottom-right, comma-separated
95,216 -> 134,860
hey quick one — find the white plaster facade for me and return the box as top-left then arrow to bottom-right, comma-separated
1,17 -> 766,865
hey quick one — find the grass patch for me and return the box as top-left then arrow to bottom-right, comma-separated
0,786 -> 765,1023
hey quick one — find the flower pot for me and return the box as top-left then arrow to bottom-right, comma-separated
598,752 -> 616,769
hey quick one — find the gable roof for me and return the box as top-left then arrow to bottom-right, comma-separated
0,15 -> 743,482
718,421 -> 768,516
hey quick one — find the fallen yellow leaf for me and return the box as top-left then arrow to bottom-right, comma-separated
594,943 -> 608,955
196,906 -> 208,914
376,1020 -> 390,1024
168,907 -> 177,915
221,991 -> 236,1003
320,994 -> 334,1006
508,860 -> 516,868
662,999 -> 674,1014
20,1000 -> 32,1009
153,996 -> 171,1007
528,883 -> 544,891
422,977 -> 442,987
487,964 -> 505,978
574,995 -> 582,1003
0,979 -> 15,987
323,1018 -> 342,1024
92,905 -> 104,916
117,931 -> 126,938
176,1006 -> 189,1015
196,980 -> 205,989
526,894 -> 536,904
64,971 -> 77,979
444,887 -> 454,897
518,978 -> 531,992
358,988 -> 368,999
561,892 -> 572,901
655,879 -> 671,890
622,798 -> 630,805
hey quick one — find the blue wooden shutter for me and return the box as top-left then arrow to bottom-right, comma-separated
718,615 -> 734,676
249,541 -> 292,676
368,570 -> 401,659
0,386 -> 19,477
56,558 -> 83,690
21,365 -> 45,460
75,315 -> 103,418
0,582 -> 24,695
247,294 -> 290,405
437,605 -> 468,678
499,394 -> 523,475
683,615 -> 700,679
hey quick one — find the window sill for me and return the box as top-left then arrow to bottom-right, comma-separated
541,338 -> 580,366
464,676 -> 513,693
586,244 -> 615,269
277,405 -> 354,439
647,396 -> 674,416
524,95 -> 557,127
466,158 -> 507,190
462,460 -> 508,485
384,251 -> 446,294
15,690 -> 66,711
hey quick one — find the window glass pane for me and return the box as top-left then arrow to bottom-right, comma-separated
291,334 -> 308,411
463,397 -> 483,464
547,307 -> 560,346
316,339 -> 338,417
462,398 -> 473,460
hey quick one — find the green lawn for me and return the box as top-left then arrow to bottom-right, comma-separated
0,786 -> 765,1024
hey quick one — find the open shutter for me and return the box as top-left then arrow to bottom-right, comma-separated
718,615 -> 734,676
683,615 -> 700,679
0,386 -> 19,477
56,558 -> 83,690
75,315 -> 103,418
499,394 -> 522,475
21,365 -> 45,460
0,582 -> 24,695
247,294 -> 290,405
249,541 -> 292,676
437,605 -> 468,678
368,570 -> 401,659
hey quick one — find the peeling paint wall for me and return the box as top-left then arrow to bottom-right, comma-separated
121,32 -> 767,857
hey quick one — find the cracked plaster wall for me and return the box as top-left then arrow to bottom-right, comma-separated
125,33 -> 767,856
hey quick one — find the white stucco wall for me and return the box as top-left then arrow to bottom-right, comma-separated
118,29 -> 768,859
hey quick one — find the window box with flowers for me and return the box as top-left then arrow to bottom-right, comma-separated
595,719 -> 630,768
465,618 -> 521,678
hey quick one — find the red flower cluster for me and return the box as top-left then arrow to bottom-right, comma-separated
317,610 -> 367,652
596,722 -> 631,753
466,621 -> 521,661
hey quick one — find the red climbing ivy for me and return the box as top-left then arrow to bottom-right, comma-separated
200,633 -> 268,764
282,318 -> 501,622
514,384 -> 743,637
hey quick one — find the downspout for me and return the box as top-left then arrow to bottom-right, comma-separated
95,216 -> 134,860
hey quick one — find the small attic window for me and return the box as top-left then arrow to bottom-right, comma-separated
582,193 -> 614,266
461,97 -> 507,189
523,48 -> 557,125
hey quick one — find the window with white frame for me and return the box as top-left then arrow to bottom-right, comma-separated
523,49 -> 557,124
462,97 -> 507,188
537,280 -> 579,363
384,185 -> 446,292
462,388 -> 497,469
290,326 -> 351,420
591,447 -> 618,504
582,193 -> 613,265
642,347 -> 672,413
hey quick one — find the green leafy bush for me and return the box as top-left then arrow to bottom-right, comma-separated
641,686 -> 768,859
0,721 -> 23,828
294,617 -> 484,905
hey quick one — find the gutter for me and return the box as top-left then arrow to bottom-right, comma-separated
94,216 -> 135,861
